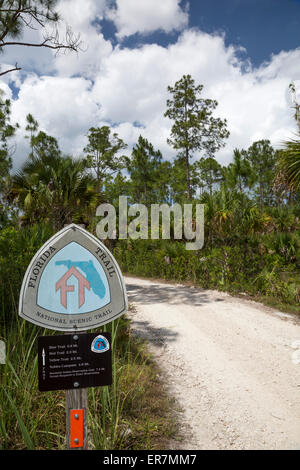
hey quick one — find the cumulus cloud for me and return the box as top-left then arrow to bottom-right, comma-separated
0,0 -> 111,79
90,30 -> 300,163
0,23 -> 55,77
10,74 -> 102,167
91,31 -> 243,127
106,0 -> 188,39
54,0 -> 113,78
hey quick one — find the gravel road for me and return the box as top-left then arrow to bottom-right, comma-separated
125,276 -> 300,450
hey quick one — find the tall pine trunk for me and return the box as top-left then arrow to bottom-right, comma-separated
185,147 -> 191,199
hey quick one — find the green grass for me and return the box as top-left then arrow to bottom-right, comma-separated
0,307 -> 178,450
0,225 -> 179,450
113,237 -> 300,316
0,319 -> 65,450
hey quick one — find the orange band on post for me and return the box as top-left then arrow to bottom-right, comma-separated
70,409 -> 84,448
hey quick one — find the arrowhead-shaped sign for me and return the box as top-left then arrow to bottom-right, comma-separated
19,224 -> 128,331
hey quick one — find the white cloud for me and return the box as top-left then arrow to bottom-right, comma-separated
0,0 -> 111,79
12,75 -> 99,134
256,49 -> 300,81
90,29 -> 300,163
9,74 -> 101,167
57,0 -> 107,28
91,31 -> 241,126
54,0 -> 113,78
0,24 -> 55,77
107,0 -> 188,39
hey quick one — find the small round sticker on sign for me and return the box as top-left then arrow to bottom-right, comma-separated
91,335 -> 110,353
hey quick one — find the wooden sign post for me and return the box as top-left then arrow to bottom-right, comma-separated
65,330 -> 88,450
19,224 -> 128,450
66,367 -> 88,449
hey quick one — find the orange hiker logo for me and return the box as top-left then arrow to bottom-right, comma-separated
56,266 -> 90,309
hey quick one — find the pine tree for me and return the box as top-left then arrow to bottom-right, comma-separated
164,74 -> 229,199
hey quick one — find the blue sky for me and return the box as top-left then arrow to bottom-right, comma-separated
187,0 -> 300,66
0,0 -> 299,168
102,0 -> 300,67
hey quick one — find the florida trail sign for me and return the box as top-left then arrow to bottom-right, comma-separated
18,223 -> 128,449
19,223 -> 128,331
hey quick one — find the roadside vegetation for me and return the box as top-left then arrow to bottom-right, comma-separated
0,227 -> 178,450
0,314 -> 178,450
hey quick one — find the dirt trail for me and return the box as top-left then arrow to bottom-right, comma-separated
125,276 -> 300,450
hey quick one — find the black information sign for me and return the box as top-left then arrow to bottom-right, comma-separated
38,332 -> 112,392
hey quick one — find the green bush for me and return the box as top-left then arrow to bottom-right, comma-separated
113,234 -> 300,309
0,224 -> 54,325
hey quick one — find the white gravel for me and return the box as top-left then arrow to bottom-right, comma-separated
125,276 -> 300,450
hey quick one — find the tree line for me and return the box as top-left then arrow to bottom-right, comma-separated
0,74 -> 299,235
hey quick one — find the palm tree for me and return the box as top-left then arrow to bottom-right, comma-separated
277,137 -> 300,192
11,152 -> 99,230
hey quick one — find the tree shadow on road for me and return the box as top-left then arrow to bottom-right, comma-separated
129,320 -> 178,348
126,282 -> 217,307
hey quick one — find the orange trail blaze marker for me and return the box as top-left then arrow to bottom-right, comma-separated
70,409 -> 84,449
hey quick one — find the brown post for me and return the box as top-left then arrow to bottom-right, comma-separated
65,330 -> 89,450
66,387 -> 88,449
63,224 -> 89,450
